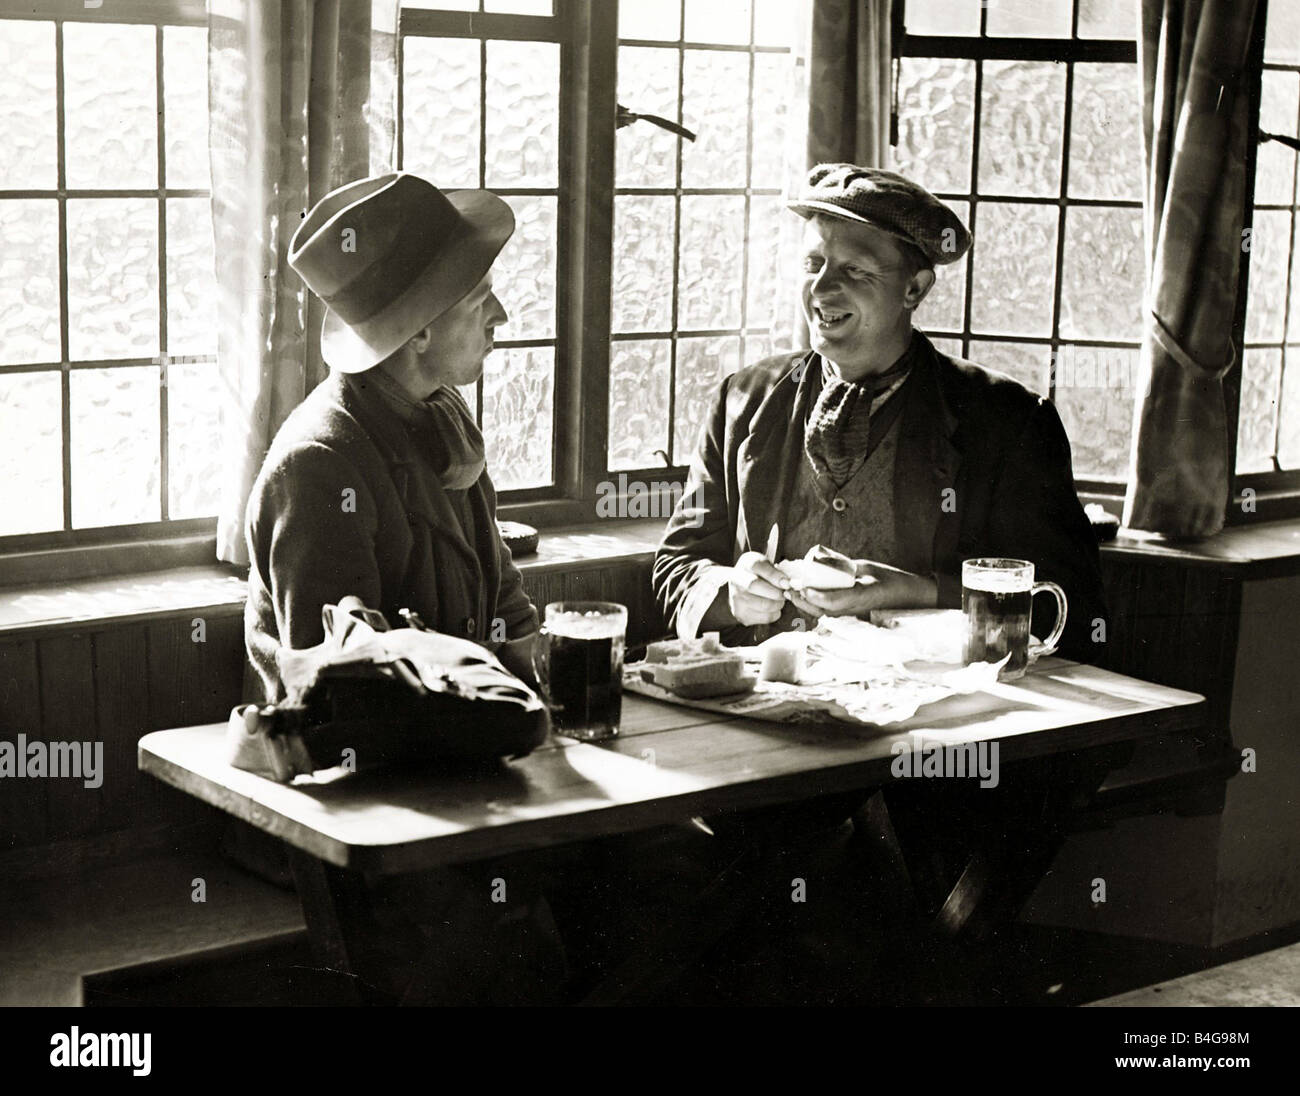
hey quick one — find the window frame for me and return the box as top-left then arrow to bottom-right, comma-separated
5,0 -> 1298,586
900,0 -> 1300,522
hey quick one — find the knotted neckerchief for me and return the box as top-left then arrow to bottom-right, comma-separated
803,338 -> 917,489
358,367 -> 487,491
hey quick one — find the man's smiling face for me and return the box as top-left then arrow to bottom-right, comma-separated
800,215 -> 934,380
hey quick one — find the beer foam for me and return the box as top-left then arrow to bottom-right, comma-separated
963,569 -> 1032,594
546,612 -> 625,640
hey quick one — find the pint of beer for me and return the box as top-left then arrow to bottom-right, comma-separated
535,601 -> 627,740
961,559 -> 1067,679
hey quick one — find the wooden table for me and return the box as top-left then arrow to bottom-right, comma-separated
138,658 -> 1205,1003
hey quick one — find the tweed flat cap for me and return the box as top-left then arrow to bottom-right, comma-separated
788,163 -> 971,266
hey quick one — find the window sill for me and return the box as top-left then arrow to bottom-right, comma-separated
7,516 -> 1300,641
0,519 -> 666,639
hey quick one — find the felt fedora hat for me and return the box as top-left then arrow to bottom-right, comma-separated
289,172 -> 514,374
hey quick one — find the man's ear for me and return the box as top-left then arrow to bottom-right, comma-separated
903,267 -> 936,311
407,325 -> 435,353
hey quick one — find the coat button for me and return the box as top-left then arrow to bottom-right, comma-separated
832,497 -> 847,512
466,616 -> 477,634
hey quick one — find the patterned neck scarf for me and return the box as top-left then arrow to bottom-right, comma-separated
803,337 -> 917,489
354,368 -> 487,491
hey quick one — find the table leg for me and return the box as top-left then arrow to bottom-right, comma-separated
285,848 -> 387,1004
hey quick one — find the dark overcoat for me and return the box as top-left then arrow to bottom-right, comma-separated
245,371 -> 537,701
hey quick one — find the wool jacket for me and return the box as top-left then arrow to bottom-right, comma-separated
245,370 -> 537,701
651,331 -> 1108,662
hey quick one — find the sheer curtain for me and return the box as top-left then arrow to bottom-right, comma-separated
1123,0 -> 1259,537
209,0 -> 399,566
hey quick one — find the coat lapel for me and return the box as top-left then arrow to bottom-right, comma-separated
735,353 -> 814,557
893,334 -> 962,575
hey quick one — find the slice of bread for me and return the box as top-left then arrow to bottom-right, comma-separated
776,544 -> 857,590
639,633 -> 754,698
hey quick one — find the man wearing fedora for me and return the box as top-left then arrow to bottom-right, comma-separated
244,172 -> 538,702
653,162 -> 1106,659
241,173 -> 572,1003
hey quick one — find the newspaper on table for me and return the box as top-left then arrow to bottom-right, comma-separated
625,611 -> 1009,728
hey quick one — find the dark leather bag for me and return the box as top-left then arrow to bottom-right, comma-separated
227,597 -> 549,781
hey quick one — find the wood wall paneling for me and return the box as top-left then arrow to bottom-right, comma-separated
0,639 -> 46,850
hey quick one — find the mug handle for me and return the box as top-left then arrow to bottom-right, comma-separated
1027,580 -> 1068,662
531,624 -> 552,707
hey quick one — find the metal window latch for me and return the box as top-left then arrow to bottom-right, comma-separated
616,104 -> 697,142
1259,129 -> 1300,153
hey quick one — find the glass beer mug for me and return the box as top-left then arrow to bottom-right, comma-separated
533,601 -> 627,741
962,559 -> 1067,680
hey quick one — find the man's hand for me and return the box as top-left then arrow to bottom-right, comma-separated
792,560 -> 937,619
728,551 -> 790,625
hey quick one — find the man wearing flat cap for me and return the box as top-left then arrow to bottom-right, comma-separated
653,163 -> 1106,659
244,172 -> 538,701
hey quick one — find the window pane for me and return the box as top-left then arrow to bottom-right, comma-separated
904,0 -> 980,36
1060,206 -> 1144,341
927,336 -> 964,357
67,198 -> 160,362
0,200 -> 61,366
894,58 -> 975,195
609,339 -> 670,469
1256,71 -> 1299,207
64,23 -> 157,189
484,0 -> 551,13
979,61 -> 1066,197
1069,63 -> 1144,200
1052,345 -> 1136,480
745,196 -> 786,332
1277,351 -> 1300,469
616,47 -> 680,188
485,40 -> 559,187
753,0 -> 802,46
1291,216 -> 1300,331
403,1 -> 477,9
1245,209 -> 1293,343
969,202 -> 1058,337
918,199 -> 969,332
402,36 -> 480,188
974,340 -> 1051,396
987,0 -> 1072,38
0,371 -> 62,535
619,0 -> 681,41
1236,348 -> 1282,473
164,26 -> 210,190
613,195 -> 676,332
168,361 -> 222,518
752,52 -> 796,187
1079,0 -> 1138,39
684,0 -> 751,45
743,333 -> 774,362
679,195 -> 746,329
495,196 -> 556,340
1265,2 -> 1300,65
681,49 -> 750,188
0,20 -> 56,188
70,366 -> 160,527
483,345 -> 554,488
675,335 -> 740,459
166,198 -> 218,357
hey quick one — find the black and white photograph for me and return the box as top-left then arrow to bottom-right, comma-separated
0,0 -> 1297,1062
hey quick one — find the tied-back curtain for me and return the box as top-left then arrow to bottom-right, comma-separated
210,0 -> 399,566
806,0 -> 892,168
1124,0 -> 1259,538
785,0 -> 892,349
